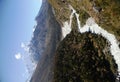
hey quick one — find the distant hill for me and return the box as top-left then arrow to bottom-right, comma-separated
30,0 -> 62,82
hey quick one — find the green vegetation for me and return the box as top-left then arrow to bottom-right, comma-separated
54,31 -> 118,82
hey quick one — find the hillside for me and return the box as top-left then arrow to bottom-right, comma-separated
48,0 -> 120,41
54,31 -> 117,82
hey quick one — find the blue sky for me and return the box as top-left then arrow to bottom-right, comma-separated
0,0 -> 41,82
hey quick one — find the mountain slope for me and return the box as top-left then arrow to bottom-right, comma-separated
30,0 -> 62,82
48,0 -> 120,41
54,31 -> 117,82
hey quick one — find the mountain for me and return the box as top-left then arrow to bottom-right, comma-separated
29,0 -> 62,62
29,0 -> 120,82
30,0 -> 62,82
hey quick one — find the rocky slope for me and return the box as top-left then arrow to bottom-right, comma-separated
48,0 -> 120,41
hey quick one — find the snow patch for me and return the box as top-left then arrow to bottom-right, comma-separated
65,5 -> 120,72
85,18 -> 120,71
62,5 -> 76,38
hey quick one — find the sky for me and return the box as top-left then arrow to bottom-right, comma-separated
0,0 -> 42,82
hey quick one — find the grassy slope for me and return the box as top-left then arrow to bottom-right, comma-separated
48,0 -> 120,41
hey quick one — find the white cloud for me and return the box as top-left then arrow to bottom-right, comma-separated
21,42 -> 29,52
15,53 -> 22,60
21,42 -> 25,48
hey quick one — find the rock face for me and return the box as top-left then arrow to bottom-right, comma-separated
30,0 -> 62,82
48,0 -> 120,41
54,31 -> 118,82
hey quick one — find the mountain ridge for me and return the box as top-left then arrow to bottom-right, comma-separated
29,0 -> 120,82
